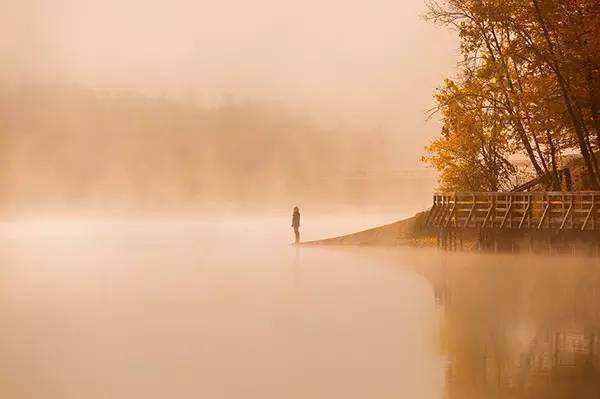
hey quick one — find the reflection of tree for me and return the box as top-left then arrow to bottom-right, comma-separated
431,256 -> 600,398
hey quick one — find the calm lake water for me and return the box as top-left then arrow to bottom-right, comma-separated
0,216 -> 598,398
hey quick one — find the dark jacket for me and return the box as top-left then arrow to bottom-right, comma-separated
292,211 -> 300,228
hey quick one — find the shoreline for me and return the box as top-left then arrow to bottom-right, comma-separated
300,209 -> 600,257
301,211 -> 436,247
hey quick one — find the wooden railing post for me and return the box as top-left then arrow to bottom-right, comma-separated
429,191 -> 600,253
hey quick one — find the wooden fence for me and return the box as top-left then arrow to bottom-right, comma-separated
425,192 -> 600,231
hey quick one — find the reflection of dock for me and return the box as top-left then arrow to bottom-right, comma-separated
471,327 -> 600,399
423,254 -> 600,399
425,192 -> 600,253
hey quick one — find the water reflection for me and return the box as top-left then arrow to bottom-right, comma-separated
5,219 -> 595,398
292,246 -> 301,287
426,254 -> 600,398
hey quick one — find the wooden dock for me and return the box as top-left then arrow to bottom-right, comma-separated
424,192 -> 600,253
425,192 -> 600,231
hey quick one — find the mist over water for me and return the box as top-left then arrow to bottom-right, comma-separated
0,0 -> 452,217
2,1 -> 599,398
2,2 -> 448,395
0,84 -> 435,216
1,216 -> 598,398
0,217 -> 444,399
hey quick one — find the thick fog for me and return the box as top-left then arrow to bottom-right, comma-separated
1,0 -> 456,215
4,4 -> 598,399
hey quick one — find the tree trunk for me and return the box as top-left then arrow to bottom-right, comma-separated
531,0 -> 600,188
483,25 -> 547,179
545,129 -> 561,190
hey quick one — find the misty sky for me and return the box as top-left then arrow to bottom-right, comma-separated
3,0 -> 457,169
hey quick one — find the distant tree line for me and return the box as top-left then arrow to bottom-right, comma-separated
423,0 -> 600,191
0,83 -> 402,212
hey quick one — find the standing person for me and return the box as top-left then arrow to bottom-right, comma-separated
292,206 -> 301,244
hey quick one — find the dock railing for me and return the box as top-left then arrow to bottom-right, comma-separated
425,192 -> 600,231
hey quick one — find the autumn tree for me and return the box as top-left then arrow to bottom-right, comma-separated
423,79 -> 516,191
425,0 -> 600,191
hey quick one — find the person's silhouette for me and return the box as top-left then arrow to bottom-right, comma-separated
292,206 -> 301,244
